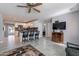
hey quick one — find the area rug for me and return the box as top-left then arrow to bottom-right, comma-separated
0,44 -> 45,56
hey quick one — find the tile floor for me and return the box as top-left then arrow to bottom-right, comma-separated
0,35 -> 66,56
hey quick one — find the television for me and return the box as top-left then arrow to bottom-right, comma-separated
53,23 -> 58,30
53,21 -> 66,30
59,22 -> 66,30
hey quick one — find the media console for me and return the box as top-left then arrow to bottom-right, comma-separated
52,32 -> 63,43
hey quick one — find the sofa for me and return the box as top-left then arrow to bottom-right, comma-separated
65,42 -> 79,56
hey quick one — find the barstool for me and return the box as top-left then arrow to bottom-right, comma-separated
29,31 -> 34,41
35,31 -> 39,40
22,31 -> 28,42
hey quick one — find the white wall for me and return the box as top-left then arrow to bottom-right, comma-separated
0,15 -> 4,41
33,21 -> 43,38
43,20 -> 52,39
47,22 -> 52,39
4,24 -> 8,37
52,11 -> 79,44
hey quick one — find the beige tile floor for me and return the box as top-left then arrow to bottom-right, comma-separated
0,35 -> 66,56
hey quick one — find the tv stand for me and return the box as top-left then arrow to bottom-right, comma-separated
52,32 -> 63,43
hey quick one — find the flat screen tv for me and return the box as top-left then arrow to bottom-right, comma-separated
53,21 -> 66,30
53,23 -> 58,30
59,22 -> 66,30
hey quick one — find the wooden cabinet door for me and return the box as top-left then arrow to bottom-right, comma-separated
52,32 -> 63,43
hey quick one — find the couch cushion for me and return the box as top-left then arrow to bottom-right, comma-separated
66,47 -> 79,56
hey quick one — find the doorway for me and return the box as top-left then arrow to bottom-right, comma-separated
4,24 -> 15,37
8,25 -> 15,35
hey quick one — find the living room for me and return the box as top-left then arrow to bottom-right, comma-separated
0,3 -> 79,56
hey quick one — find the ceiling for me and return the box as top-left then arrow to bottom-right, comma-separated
0,3 -> 77,23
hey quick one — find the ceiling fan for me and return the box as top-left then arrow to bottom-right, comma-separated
17,3 -> 42,13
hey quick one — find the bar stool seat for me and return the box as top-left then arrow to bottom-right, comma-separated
22,31 -> 28,42
28,31 -> 34,41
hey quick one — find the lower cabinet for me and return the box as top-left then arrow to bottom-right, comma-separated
52,32 -> 63,43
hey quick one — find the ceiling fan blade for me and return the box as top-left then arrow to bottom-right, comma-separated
35,3 -> 42,6
17,5 -> 26,7
26,3 -> 42,7
28,7 -> 31,13
17,5 -> 28,8
27,3 -> 32,6
33,8 -> 40,13
32,3 -> 42,7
